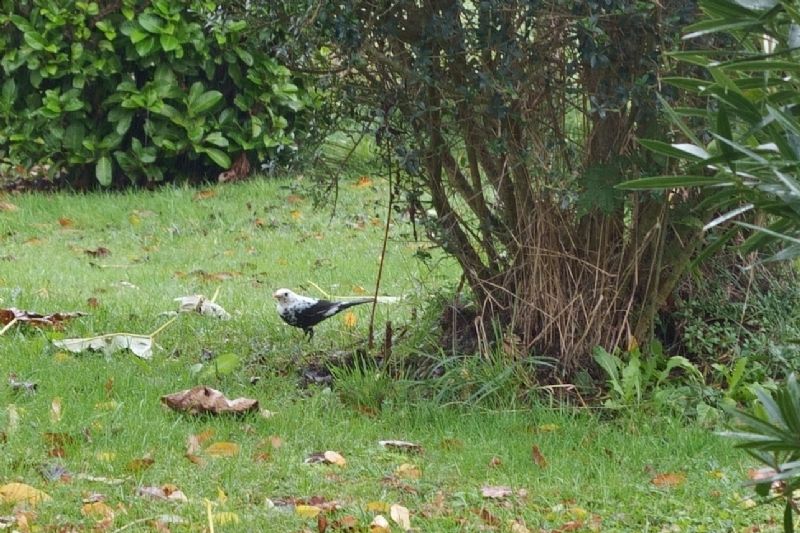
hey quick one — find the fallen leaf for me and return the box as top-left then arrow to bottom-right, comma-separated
1,307 -> 86,328
342,311 -> 357,329
269,435 -> 283,449
0,483 -> 51,506
395,463 -> 421,479
369,515 -> 390,533
332,515 -> 358,530
531,444 -> 548,468
296,505 -> 322,518
379,440 -> 423,454
205,441 -> 240,457
193,189 -> 216,200
286,194 -> 304,204
290,210 -> 302,220
136,485 -> 188,502
390,504 -> 411,530
488,456 -> 502,468
175,295 -> 231,320
305,451 -> 347,466
81,501 -> 114,520
53,334 -> 153,359
58,217 -> 74,227
651,472 -> 686,488
355,176 -> 373,188
161,386 -> 259,415
0,201 -> 18,211
85,247 -> 111,257
510,521 -> 532,533
475,507 -> 500,526
367,501 -> 390,513
50,397 -> 62,422
481,485 -> 512,499
126,457 -> 154,473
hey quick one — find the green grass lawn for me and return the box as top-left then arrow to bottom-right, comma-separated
0,177 -> 781,531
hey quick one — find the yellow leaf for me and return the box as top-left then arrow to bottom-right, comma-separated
342,311 -> 357,329
50,397 -> 62,423
537,423 -> 560,433
193,189 -> 216,201
213,511 -> 240,525
205,441 -> 240,457
355,176 -> 374,188
367,501 -> 390,513
295,504 -> 322,518
96,451 -> 117,462
324,450 -> 347,466
352,285 -> 367,295
128,213 -> 141,226
290,210 -> 302,220
0,483 -> 51,506
395,463 -> 421,479
81,501 -> 115,520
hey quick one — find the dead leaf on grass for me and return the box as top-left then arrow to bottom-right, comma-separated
0,201 -> 18,212
0,307 -> 86,330
126,457 -> 155,473
53,334 -> 153,359
475,507 -> 500,527
295,505 -> 322,518
355,176 -> 373,188
161,386 -> 259,415
369,515 -> 390,533
136,485 -> 188,502
531,444 -> 548,468
390,504 -> 411,530
333,515 -> 358,530
481,485 -> 513,499
193,189 -> 216,201
50,397 -> 62,423
175,295 -> 231,320
0,483 -> 51,506
304,451 -> 346,466
379,440 -> 423,454
84,247 -> 111,257
394,463 -> 421,479
205,441 -> 240,457
81,501 -> 114,521
651,472 -> 686,488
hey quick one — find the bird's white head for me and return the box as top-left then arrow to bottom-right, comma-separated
273,288 -> 296,307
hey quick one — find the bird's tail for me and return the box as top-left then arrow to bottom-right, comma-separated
337,297 -> 375,310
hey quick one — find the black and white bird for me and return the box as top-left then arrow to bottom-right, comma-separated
273,288 -> 374,339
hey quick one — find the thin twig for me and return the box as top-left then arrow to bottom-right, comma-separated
368,140 -> 395,350
306,280 -> 330,299
0,317 -> 18,336
148,315 -> 179,339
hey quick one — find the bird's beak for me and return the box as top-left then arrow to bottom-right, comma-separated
272,292 -> 279,300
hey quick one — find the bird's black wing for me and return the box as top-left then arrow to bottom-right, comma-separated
290,299 -> 341,329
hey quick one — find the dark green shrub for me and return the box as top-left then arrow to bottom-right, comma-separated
0,0 -> 321,186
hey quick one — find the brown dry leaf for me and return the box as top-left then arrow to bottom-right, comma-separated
205,441 -> 240,457
390,504 -> 411,530
395,463 -> 421,479
269,435 -> 283,449
50,397 -> 62,423
86,297 -> 100,308
160,386 -> 259,415
332,515 -> 358,530
748,467 -> 777,481
58,217 -> 74,228
474,507 -> 500,527
355,176 -> 374,188
0,483 -> 51,506
488,456 -> 502,468
369,515 -> 390,533
0,201 -> 18,212
286,194 -> 304,204
81,501 -> 114,520
296,505 -> 322,518
0,307 -> 87,328
136,485 -> 188,502
481,485 -> 513,499
531,444 -> 548,468
85,247 -> 111,257
193,189 -> 216,201
342,311 -> 357,329
510,520 -> 532,533
304,451 -> 346,466
126,457 -> 155,473
379,440 -> 423,454
651,472 -> 686,488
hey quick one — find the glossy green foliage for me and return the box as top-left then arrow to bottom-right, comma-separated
0,0 -> 320,185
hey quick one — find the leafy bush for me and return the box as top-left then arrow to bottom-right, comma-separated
0,0 -> 321,186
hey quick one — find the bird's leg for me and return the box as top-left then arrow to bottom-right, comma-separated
304,327 -> 314,341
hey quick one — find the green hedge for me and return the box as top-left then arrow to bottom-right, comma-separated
0,0 -> 321,186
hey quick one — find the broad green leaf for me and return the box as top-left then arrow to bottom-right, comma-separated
138,12 -> 165,34
202,147 -> 231,169
191,90 -> 223,115
159,34 -> 180,52
638,139 -> 710,160
96,156 -> 112,186
204,132 -> 229,148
